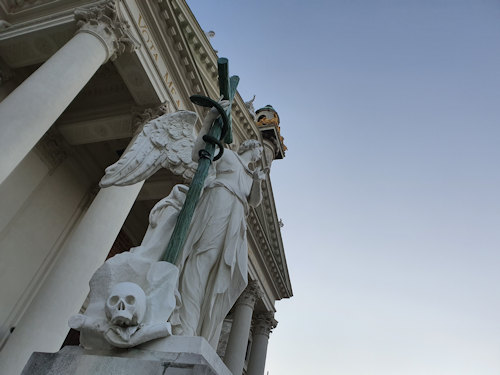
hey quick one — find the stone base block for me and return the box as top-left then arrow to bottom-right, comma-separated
22,336 -> 232,375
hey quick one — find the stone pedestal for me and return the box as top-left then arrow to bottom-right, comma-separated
22,336 -> 231,375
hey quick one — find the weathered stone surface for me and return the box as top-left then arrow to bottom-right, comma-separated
22,336 -> 231,375
69,251 -> 178,350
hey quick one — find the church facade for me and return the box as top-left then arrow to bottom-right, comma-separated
0,0 -> 291,374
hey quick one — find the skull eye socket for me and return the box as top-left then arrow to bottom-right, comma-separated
109,295 -> 119,305
125,295 -> 135,304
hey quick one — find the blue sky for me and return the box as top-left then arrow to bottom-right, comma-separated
187,1 -> 500,374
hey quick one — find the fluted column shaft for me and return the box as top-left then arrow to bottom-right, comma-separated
247,312 -> 278,375
0,1 -> 135,184
223,281 -> 262,375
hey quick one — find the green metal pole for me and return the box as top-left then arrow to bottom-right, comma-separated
161,58 -> 238,264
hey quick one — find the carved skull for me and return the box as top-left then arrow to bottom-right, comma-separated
105,282 -> 146,327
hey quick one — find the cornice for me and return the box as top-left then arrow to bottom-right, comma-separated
248,202 -> 292,300
154,0 -> 204,105
262,180 -> 290,276
162,0 -> 259,144
168,0 -> 217,86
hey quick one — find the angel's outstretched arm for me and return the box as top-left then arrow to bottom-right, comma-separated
248,167 -> 268,207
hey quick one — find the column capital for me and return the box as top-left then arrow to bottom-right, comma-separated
74,1 -> 138,62
235,280 -> 262,309
131,102 -> 172,135
252,311 -> 278,338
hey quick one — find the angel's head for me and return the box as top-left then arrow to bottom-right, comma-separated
238,139 -> 263,162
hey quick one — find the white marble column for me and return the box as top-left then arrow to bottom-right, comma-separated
223,281 -> 262,375
0,1 -> 135,185
0,182 -> 144,375
247,312 -> 278,375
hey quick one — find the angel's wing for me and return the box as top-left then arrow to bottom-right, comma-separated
100,110 -> 198,187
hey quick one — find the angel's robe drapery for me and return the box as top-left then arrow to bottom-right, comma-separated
170,150 -> 256,343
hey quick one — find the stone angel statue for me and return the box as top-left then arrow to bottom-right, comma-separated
69,105 -> 267,349
123,103 -> 268,345
169,103 -> 267,344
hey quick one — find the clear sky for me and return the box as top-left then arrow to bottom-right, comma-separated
187,1 -> 500,374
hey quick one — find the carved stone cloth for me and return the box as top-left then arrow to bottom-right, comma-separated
171,150 -> 255,342
131,184 -> 189,261
79,252 -> 178,350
